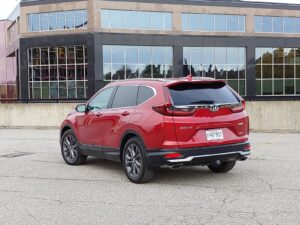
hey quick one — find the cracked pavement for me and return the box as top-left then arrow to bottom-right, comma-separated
0,129 -> 299,225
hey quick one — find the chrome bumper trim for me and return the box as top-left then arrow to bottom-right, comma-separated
167,151 -> 251,163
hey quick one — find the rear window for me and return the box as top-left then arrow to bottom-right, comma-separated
168,82 -> 239,106
137,86 -> 154,105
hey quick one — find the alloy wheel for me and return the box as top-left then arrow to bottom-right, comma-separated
62,135 -> 78,164
125,143 -> 142,178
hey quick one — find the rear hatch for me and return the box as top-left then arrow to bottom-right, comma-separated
166,80 -> 249,149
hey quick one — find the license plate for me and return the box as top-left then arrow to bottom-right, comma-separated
206,129 -> 224,141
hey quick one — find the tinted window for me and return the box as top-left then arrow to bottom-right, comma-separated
112,86 -> 138,108
89,87 -> 114,110
169,82 -> 239,106
137,86 -> 155,105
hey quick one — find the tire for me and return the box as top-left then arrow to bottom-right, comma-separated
61,129 -> 87,166
208,160 -> 236,173
122,137 -> 154,184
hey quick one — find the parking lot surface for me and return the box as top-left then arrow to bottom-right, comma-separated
0,129 -> 299,225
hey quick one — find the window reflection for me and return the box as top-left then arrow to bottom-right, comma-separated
101,9 -> 172,31
28,46 -> 88,99
255,16 -> 300,34
103,45 -> 173,81
183,47 -> 246,96
256,47 -> 300,96
182,13 -> 245,33
28,10 -> 87,32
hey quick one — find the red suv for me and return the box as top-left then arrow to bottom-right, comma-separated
60,77 -> 250,183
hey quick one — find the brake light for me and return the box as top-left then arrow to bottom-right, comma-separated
230,100 -> 246,113
152,104 -> 196,116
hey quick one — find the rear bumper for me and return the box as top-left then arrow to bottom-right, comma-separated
146,142 -> 250,167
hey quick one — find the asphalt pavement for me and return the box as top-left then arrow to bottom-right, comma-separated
0,129 -> 299,225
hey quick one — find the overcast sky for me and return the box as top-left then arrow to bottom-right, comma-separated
0,0 -> 300,20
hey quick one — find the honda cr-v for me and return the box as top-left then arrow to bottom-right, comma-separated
60,76 -> 250,183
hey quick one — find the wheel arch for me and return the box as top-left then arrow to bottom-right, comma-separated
60,124 -> 76,142
119,130 -> 145,163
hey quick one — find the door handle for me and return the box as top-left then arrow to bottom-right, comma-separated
95,112 -> 103,117
121,111 -> 130,116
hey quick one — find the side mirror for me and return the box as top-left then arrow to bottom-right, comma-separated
75,104 -> 87,113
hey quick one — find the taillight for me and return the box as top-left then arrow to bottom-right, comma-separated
230,100 -> 245,113
152,104 -> 196,116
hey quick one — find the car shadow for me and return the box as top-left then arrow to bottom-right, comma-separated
83,156 -> 233,184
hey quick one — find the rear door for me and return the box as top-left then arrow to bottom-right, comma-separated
167,81 -> 249,148
101,85 -> 139,150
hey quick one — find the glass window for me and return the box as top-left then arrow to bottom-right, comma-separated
104,45 -> 173,80
41,48 -> 49,65
138,12 -> 151,30
202,14 -> 214,32
203,48 -> 214,64
111,10 -> 124,29
28,10 -> 87,32
101,9 -> 171,31
184,47 -> 246,95
227,48 -> 239,64
273,17 -> 283,33
254,16 -> 262,32
189,14 -> 202,31
40,13 -> 49,31
215,48 -> 227,64
256,47 -> 299,96
28,45 -> 88,99
66,11 -> 75,29
49,13 -> 57,30
262,16 -> 272,32
124,11 -> 137,29
285,79 -> 295,94
284,17 -> 294,33
137,86 -> 155,105
126,47 -> 138,64
103,46 -> 111,64
101,10 -> 110,28
215,15 -> 226,32
76,46 -> 84,64
89,87 -> 114,110
182,14 -> 189,31
75,10 -> 86,28
57,12 -> 66,30
274,48 -> 284,64
190,49 -> 203,65
151,12 -> 164,30
238,16 -> 245,32
227,15 -> 239,32
163,13 -> 172,30
30,14 -> 40,32
139,47 -> 152,64
112,86 -> 138,108
152,47 -> 165,65
295,18 -> 300,33
67,46 -> 75,64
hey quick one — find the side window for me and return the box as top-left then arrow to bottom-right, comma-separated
89,87 -> 114,111
137,86 -> 155,105
112,86 -> 138,108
